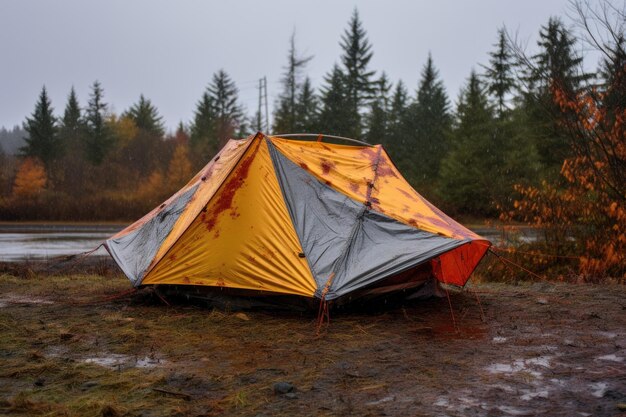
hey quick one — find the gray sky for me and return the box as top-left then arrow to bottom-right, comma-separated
1,0 -> 584,132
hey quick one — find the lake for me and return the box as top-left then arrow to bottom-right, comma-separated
0,224 -> 124,262
0,223 -> 537,262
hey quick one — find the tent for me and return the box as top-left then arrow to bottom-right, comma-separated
105,132 -> 490,303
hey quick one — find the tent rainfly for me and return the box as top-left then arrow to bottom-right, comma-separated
105,133 -> 491,302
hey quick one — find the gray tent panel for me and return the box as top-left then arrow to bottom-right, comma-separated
267,141 -> 466,300
105,184 -> 199,286
267,141 -> 362,291
327,210 -> 467,298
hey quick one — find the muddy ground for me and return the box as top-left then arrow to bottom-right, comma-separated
0,272 -> 624,417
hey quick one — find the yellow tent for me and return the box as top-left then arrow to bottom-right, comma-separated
106,133 -> 490,301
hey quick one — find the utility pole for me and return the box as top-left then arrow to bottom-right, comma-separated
263,76 -> 269,133
258,77 -> 269,133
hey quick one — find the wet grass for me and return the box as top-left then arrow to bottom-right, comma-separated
1,273 -> 625,416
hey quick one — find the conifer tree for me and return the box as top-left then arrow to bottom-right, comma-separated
522,17 -> 592,172
440,71 -> 540,215
365,72 -> 391,142
439,72 -> 496,214
56,87 -> 88,196
599,34 -> 626,121
318,65 -> 353,136
384,80 -> 410,163
339,8 -> 375,138
404,54 -> 451,187
190,70 -> 243,161
482,28 -> 516,118
21,86 -> 60,168
124,95 -> 165,137
84,81 -> 113,165
294,77 -> 319,133
209,69 -> 243,146
273,31 -> 313,133
190,91 -> 216,152
531,17 -> 591,95
61,87 -> 82,133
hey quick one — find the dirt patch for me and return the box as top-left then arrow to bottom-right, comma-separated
0,294 -> 54,307
0,274 -> 624,416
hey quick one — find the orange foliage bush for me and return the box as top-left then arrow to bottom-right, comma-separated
503,70 -> 626,281
12,157 -> 47,199
167,145 -> 193,193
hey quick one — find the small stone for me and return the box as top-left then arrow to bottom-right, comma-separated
81,380 -> 99,390
234,312 -> 250,321
273,382 -> 295,394
284,392 -> 298,400
536,297 -> 548,305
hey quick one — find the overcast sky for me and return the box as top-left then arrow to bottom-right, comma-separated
1,0 -> 588,133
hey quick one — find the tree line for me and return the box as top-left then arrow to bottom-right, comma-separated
0,4 -> 624,280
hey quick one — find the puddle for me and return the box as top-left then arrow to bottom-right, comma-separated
82,354 -> 166,369
365,395 -> 395,406
537,345 -> 558,352
487,356 -> 552,378
0,294 -> 54,306
520,389 -> 549,401
496,405 -> 536,415
589,382 -> 608,398
433,397 -> 450,407
595,354 -> 623,363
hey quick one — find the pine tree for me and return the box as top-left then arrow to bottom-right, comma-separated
190,70 -> 244,161
209,70 -> 244,147
21,86 -> 60,168
385,80 -> 410,163
124,94 -> 165,137
439,71 -> 496,214
339,8 -> 375,138
404,54 -> 451,187
531,17 -> 591,95
84,81 -> 113,165
56,87 -> 89,196
364,72 -> 391,142
482,28 -> 516,118
318,65 -> 353,136
273,31 -> 313,133
61,87 -> 82,133
294,77 -> 319,132
523,17 -> 592,172
599,34 -> 626,120
190,91 -> 216,154
440,71 -> 540,215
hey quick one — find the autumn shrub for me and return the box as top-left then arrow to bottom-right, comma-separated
500,43 -> 626,282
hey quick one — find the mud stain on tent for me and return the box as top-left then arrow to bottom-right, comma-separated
320,159 -> 335,175
200,142 -> 259,236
